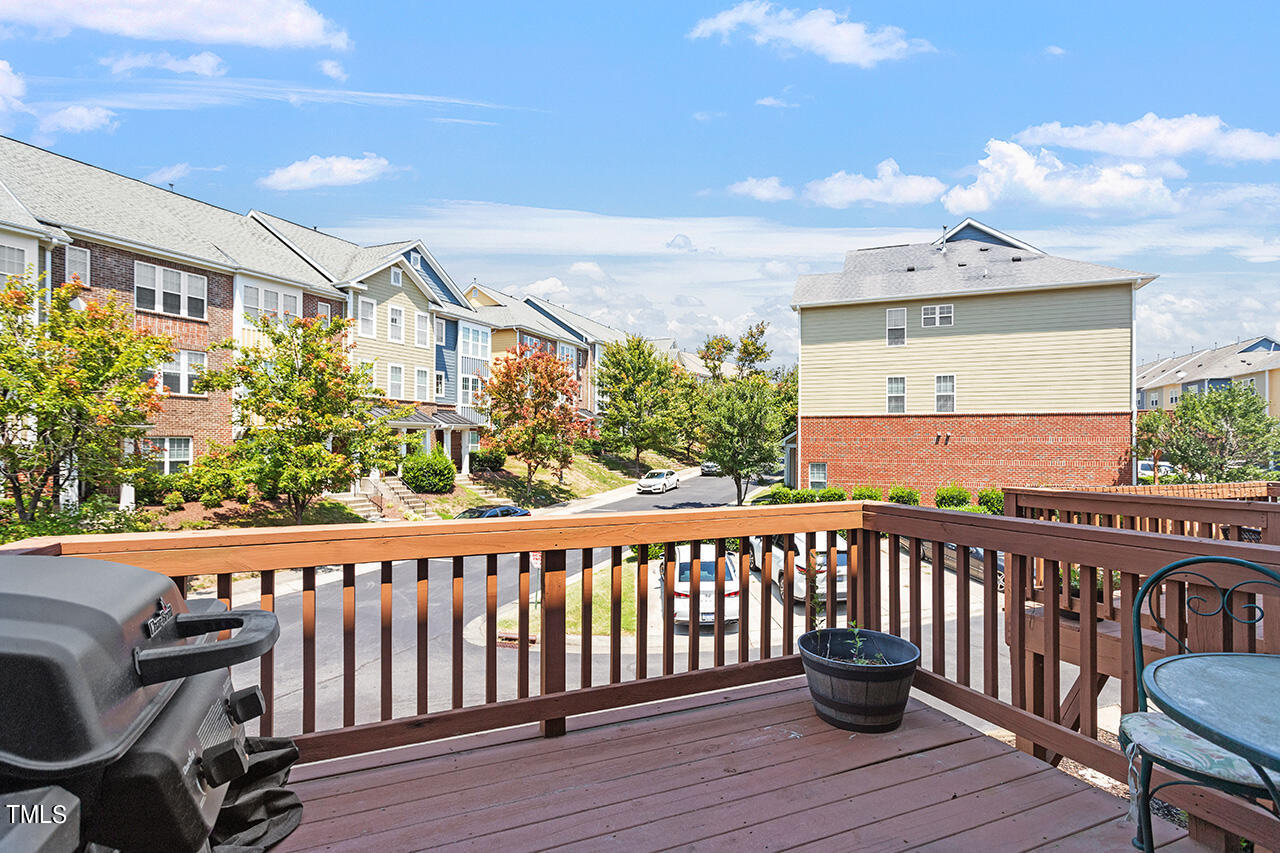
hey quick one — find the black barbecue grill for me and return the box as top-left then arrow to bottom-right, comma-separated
0,555 -> 280,852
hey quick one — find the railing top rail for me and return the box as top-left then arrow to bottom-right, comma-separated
0,501 -> 866,575
1003,487 -> 1280,525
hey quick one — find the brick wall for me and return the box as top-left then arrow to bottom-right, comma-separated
302,292 -> 346,320
53,240 -> 234,458
799,411 -> 1133,504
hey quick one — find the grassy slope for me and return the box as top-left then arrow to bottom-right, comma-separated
499,558 -> 638,636
477,449 -> 696,508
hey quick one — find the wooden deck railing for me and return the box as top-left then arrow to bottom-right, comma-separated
5,501 -> 1279,845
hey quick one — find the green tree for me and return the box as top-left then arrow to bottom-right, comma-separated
0,275 -> 172,521
201,314 -> 409,524
698,334 -> 735,382
702,374 -> 784,505
771,363 -> 798,438
1166,384 -> 1280,482
668,367 -> 708,458
734,321 -> 771,376
597,335 -> 676,472
477,343 -> 594,500
1134,408 -> 1174,484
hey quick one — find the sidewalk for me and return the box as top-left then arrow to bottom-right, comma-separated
535,466 -> 702,516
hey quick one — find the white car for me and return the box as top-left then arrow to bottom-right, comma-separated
747,531 -> 849,603
637,469 -> 679,493
662,544 -> 740,625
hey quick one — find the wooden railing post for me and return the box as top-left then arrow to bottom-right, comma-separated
540,549 -> 567,737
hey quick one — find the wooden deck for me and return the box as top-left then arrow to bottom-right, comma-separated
279,678 -> 1187,852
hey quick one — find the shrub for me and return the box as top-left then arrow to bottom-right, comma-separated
951,504 -> 990,514
816,486 -> 847,502
133,471 -> 181,506
403,448 -> 456,494
469,446 -> 507,473
162,491 -> 186,512
791,488 -> 819,503
200,492 -> 223,509
887,485 -> 920,506
934,482 -> 972,509
574,437 -> 605,456
753,484 -> 793,505
847,485 -> 883,501
976,487 -> 1004,515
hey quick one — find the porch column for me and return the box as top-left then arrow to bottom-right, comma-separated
421,429 -> 432,453
461,430 -> 472,476
59,455 -> 78,510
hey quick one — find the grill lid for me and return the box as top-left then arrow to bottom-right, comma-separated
0,556 -> 276,779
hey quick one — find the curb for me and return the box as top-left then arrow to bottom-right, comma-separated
536,466 -> 702,516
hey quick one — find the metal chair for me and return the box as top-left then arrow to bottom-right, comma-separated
1119,555 -> 1280,851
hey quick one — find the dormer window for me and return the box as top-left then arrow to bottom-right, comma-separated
410,250 -> 422,268
391,268 -> 403,287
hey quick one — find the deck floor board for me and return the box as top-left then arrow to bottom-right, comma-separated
277,677 -> 1187,852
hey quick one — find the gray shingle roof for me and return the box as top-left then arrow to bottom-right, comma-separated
251,211 -> 418,282
0,136 -> 333,289
467,285 -> 580,341
522,295 -> 631,345
793,239 -> 1155,308
1137,337 -> 1280,390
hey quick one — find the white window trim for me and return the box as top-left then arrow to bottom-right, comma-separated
459,322 -> 491,360
148,350 -> 206,398
934,374 -> 957,414
886,376 -> 905,414
66,246 -> 91,287
922,303 -> 954,328
414,366 -> 432,401
460,374 -> 482,407
134,261 -> 207,321
388,305 -> 405,344
410,250 -> 422,268
808,462 -> 827,490
0,244 -> 25,277
415,311 -> 431,348
886,308 -> 906,347
316,301 -> 331,322
387,363 -> 405,400
390,267 -> 403,287
435,317 -> 447,343
147,436 -> 193,475
357,297 -> 376,338
435,371 -> 445,398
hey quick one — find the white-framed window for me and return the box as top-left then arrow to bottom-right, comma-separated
390,267 -> 403,287
410,250 -> 422,268
1171,394 -> 1180,405
388,364 -> 404,399
145,437 -> 192,475
66,246 -> 90,287
0,245 -> 24,276
243,283 -> 299,323
922,304 -> 954,328
460,325 -> 491,359
135,262 -> 206,320
460,374 -> 482,406
435,317 -> 446,343
467,430 -> 481,451
316,301 -> 331,323
808,462 -> 827,490
415,312 -> 431,348
358,297 -> 376,338
144,350 -> 206,397
1150,393 -> 1161,408
886,376 -> 905,414
935,375 -> 956,413
557,342 -> 575,364
415,367 -> 432,400
886,308 -> 906,346
388,306 -> 404,343
434,371 -> 445,397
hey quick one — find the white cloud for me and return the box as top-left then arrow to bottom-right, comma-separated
666,233 -> 696,251
568,261 -> 607,281
0,58 -> 25,112
804,158 -> 945,207
728,176 -> 795,202
523,276 -> 569,300
755,95 -> 796,108
0,1 -> 349,49
101,51 -> 226,77
689,1 -> 934,68
257,152 -> 391,191
1044,45 -> 1066,56
318,59 -> 347,82
143,162 -> 225,184
941,139 -> 1177,214
37,104 -> 116,134
1016,113 -> 1280,162
692,110 -> 725,122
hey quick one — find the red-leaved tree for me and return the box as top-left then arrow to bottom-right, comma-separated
476,343 -> 595,501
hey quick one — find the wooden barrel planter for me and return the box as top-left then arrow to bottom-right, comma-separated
798,628 -> 920,733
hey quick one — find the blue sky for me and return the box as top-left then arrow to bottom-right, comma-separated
0,1 -> 1277,365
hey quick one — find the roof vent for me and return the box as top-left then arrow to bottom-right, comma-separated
906,265 -> 916,272
957,262 -> 966,267
1011,255 -> 1022,262
979,246 -> 990,252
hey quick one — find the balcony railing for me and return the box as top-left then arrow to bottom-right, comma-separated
6,498 -> 1280,844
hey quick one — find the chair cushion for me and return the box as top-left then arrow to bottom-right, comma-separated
1120,712 -> 1280,789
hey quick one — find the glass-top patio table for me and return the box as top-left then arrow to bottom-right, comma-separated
1143,652 -> 1280,806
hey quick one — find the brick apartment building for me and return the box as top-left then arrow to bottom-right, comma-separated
793,219 -> 1157,503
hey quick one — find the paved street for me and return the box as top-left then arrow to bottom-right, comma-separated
578,470 -> 757,513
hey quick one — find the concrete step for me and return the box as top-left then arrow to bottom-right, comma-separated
329,492 -> 383,521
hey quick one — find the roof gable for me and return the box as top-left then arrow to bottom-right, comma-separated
934,218 -> 1041,253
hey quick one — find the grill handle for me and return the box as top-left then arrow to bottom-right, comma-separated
134,609 -> 280,686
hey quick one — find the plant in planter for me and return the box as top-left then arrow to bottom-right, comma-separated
798,624 -> 920,732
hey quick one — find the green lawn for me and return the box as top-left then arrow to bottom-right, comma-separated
476,448 -> 697,508
499,558 -> 638,637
